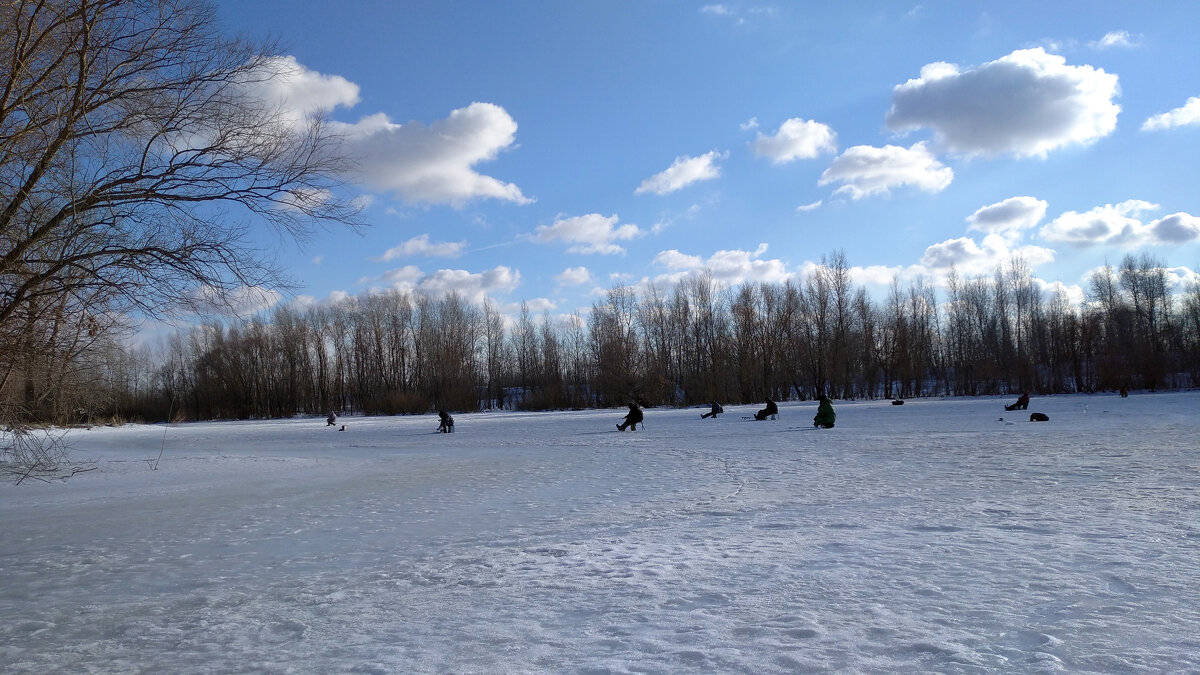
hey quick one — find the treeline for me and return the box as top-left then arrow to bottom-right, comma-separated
3,2 -> 1196,430
10,251 -> 1196,425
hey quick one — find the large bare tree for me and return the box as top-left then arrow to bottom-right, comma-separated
1,0 -> 361,424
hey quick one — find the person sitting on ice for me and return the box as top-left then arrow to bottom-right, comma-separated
437,410 -> 455,433
617,402 -> 643,431
754,397 -> 778,421
326,411 -> 337,426
701,400 -> 723,419
1004,392 -> 1030,411
813,394 -> 836,428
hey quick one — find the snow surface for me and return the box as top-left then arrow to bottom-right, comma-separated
2,393 -> 1199,673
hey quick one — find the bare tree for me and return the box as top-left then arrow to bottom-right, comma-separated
481,300 -> 507,409
852,286 -> 881,398
511,302 -> 540,407
1,0 -> 361,423
589,286 -> 639,406
562,310 -> 589,407
731,283 -> 762,400
880,277 -> 906,399
676,272 -> 730,403
637,282 -> 675,404
538,313 -> 566,407
904,275 -> 939,397
1180,277 -> 1200,387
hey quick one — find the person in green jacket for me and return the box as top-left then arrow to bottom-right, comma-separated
813,395 -> 836,428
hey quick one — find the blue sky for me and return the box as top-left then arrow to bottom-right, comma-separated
207,1 -> 1200,321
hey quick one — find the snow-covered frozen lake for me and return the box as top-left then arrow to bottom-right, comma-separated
3,392 -> 1198,673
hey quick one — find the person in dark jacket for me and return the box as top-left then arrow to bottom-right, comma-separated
754,397 -> 778,421
437,410 -> 454,433
701,400 -> 723,419
326,411 -> 337,426
813,395 -> 836,428
1005,392 -> 1030,411
617,403 -> 643,431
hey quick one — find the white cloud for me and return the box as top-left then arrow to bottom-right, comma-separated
966,196 -> 1048,236
372,234 -> 467,261
818,142 -> 952,199
366,265 -> 521,304
849,264 -> 907,286
503,298 -> 558,314
652,243 -> 790,286
372,264 -> 425,286
1035,279 -> 1087,306
534,213 -> 643,255
740,117 -> 760,131
189,284 -> 283,318
1163,266 -> 1200,291
921,233 -> 1055,276
795,200 -> 823,212
1039,200 -> 1163,247
1142,96 -> 1200,131
238,55 -> 361,130
700,4 -> 732,15
333,103 -> 531,206
795,261 -> 927,288
635,151 -> 726,195
653,250 -> 704,270
237,58 -> 530,207
751,117 -> 837,164
417,266 -> 521,304
1147,212 -> 1200,244
290,289 -> 350,309
920,237 -> 987,269
886,48 -> 1120,158
1090,30 -> 1138,49
555,266 -> 592,285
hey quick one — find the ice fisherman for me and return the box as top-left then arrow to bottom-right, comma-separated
437,410 -> 455,433
754,397 -> 778,421
701,400 -> 723,419
1004,392 -> 1030,411
617,402 -> 643,431
326,411 -> 337,426
813,395 -> 836,429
